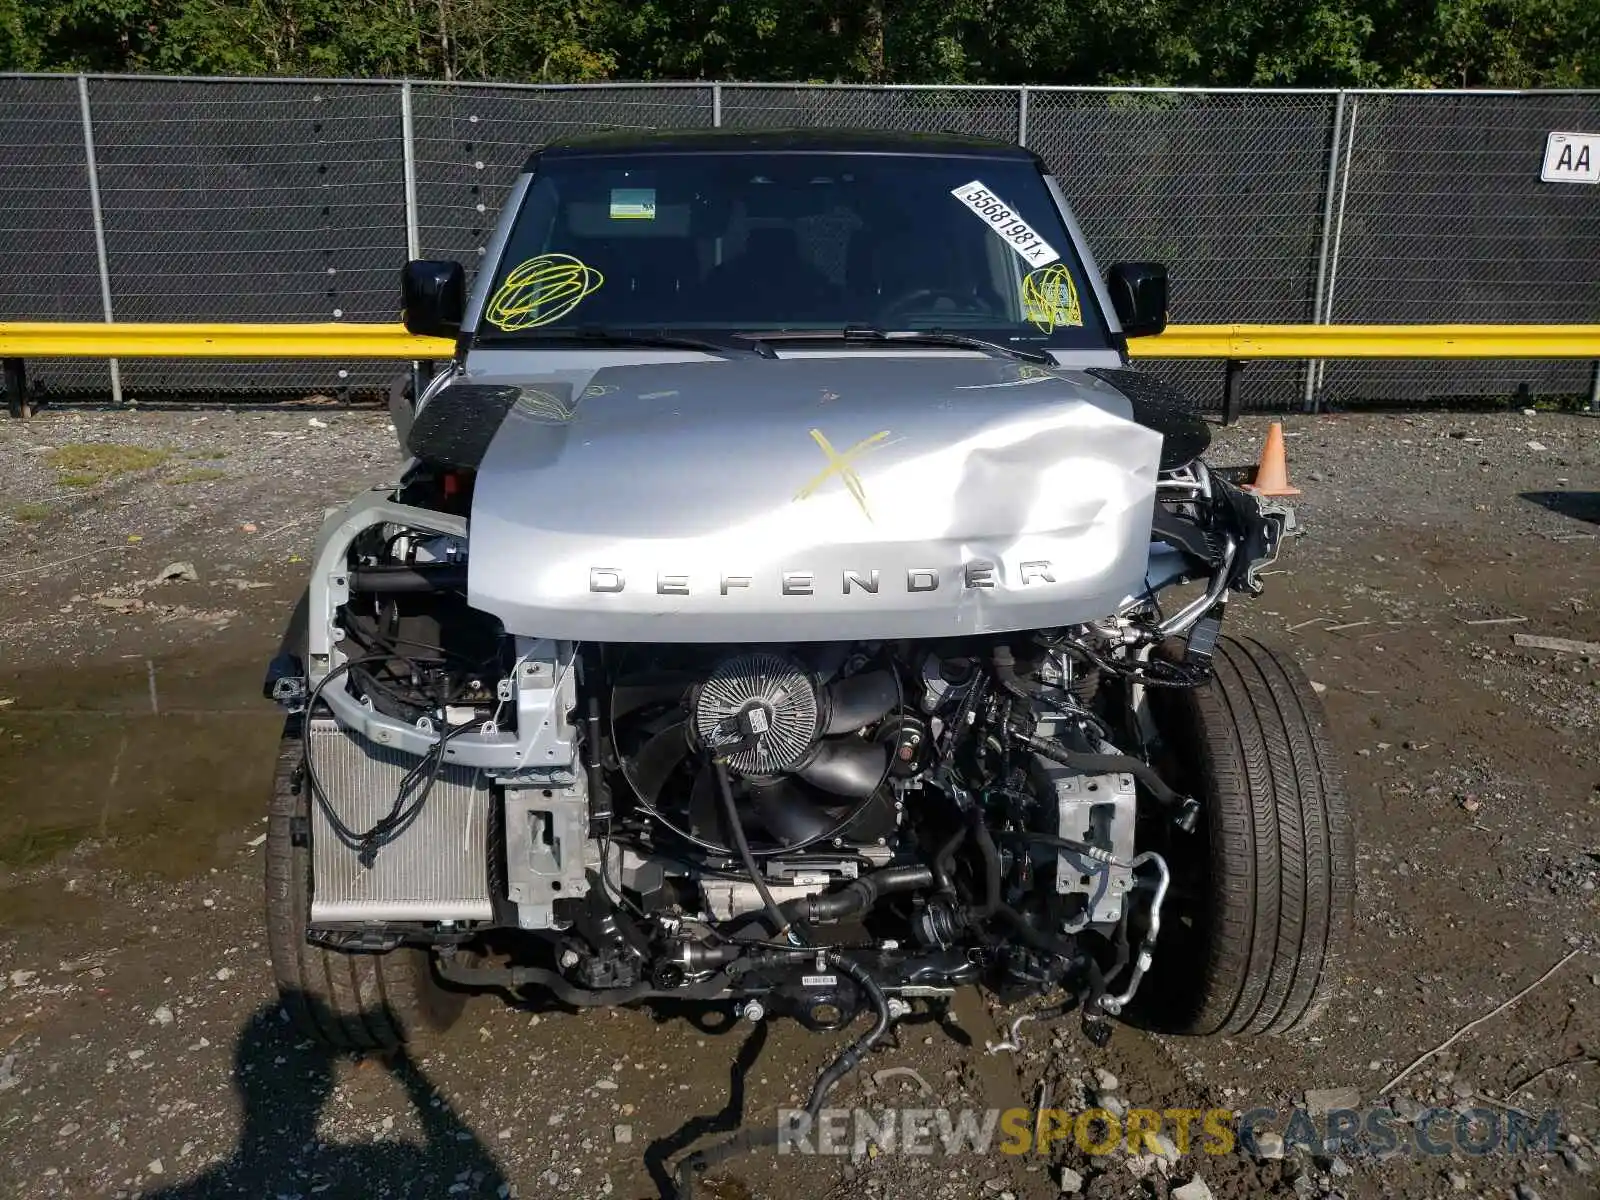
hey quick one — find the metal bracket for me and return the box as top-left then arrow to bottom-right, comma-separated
504,783 -> 593,929
1221,358 -> 1244,426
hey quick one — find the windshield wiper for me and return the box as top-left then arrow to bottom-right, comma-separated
734,327 -> 1052,364
513,327 -> 777,360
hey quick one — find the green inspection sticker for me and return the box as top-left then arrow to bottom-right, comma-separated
609,188 -> 657,220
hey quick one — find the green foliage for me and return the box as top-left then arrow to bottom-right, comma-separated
0,0 -> 1595,87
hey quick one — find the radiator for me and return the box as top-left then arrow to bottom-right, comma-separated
308,720 -> 493,923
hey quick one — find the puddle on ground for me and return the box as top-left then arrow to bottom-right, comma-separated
0,647 -> 283,905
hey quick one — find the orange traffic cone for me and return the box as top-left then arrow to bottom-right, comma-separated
1245,422 -> 1301,496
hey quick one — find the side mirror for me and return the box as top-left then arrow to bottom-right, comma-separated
401,259 -> 466,338
1107,262 -> 1168,338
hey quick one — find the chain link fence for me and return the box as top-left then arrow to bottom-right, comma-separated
0,77 -> 110,393
1318,90 -> 1600,403
1,75 -> 1597,410
1025,89 -> 1341,409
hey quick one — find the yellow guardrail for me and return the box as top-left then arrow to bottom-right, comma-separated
1136,323 -> 1600,359
3,321 -> 1600,360
0,322 -> 453,359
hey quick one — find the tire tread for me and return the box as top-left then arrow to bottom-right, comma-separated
1160,636 -> 1353,1036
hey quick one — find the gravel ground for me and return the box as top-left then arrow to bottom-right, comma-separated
0,404 -> 1596,1200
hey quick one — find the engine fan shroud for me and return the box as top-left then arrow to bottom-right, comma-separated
608,645 -> 903,851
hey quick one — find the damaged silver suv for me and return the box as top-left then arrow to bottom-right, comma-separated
265,131 -> 1352,1097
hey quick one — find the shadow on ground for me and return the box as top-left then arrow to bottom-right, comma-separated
1521,490 -> 1600,525
138,994 -> 507,1199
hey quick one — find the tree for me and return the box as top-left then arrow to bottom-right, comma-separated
1,0 -> 1596,87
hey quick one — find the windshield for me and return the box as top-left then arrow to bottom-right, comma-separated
473,152 -> 1110,351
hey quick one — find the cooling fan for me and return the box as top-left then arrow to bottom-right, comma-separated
609,647 -> 901,851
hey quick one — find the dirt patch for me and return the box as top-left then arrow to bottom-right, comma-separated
162,467 -> 229,485
0,408 -> 399,668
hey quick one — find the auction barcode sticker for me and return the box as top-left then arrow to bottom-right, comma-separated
950,180 -> 1060,267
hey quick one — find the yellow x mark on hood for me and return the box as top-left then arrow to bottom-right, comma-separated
794,427 -> 893,521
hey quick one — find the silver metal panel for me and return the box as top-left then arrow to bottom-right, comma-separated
305,488 -> 581,769
308,721 -> 493,923
503,783 -> 594,929
1036,764 -> 1136,926
467,355 -> 1162,642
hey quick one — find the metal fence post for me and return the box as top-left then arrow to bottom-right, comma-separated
77,74 -> 122,407
400,80 -> 423,398
1017,86 -> 1029,147
1303,91 -> 1347,412
1311,94 -> 1361,403
401,79 -> 420,260
713,82 -> 722,128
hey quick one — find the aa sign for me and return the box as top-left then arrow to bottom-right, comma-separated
1541,132 -> 1599,183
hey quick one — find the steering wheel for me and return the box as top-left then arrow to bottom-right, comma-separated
879,286 -> 991,322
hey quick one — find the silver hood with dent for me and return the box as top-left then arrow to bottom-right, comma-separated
465,355 -> 1162,642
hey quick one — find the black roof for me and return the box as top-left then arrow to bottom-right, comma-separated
526,128 -> 1038,171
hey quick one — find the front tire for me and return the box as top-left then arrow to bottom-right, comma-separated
265,717 -> 466,1049
1145,635 -> 1355,1035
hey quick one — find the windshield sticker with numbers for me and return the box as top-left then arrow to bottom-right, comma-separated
949,180 -> 1060,267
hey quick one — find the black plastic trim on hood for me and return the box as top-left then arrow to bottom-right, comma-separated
1085,367 -> 1210,472
406,383 -> 530,470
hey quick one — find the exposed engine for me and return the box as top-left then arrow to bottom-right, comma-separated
590,633 -> 1172,1032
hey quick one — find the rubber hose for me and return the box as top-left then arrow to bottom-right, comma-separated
1016,734 -> 1188,810
991,903 -> 1075,957
673,950 -> 891,1199
348,565 -> 468,592
931,823 -> 968,895
989,645 -> 1034,703
714,759 -> 795,941
967,810 -> 1004,918
799,952 -> 891,1107
782,863 -> 934,924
